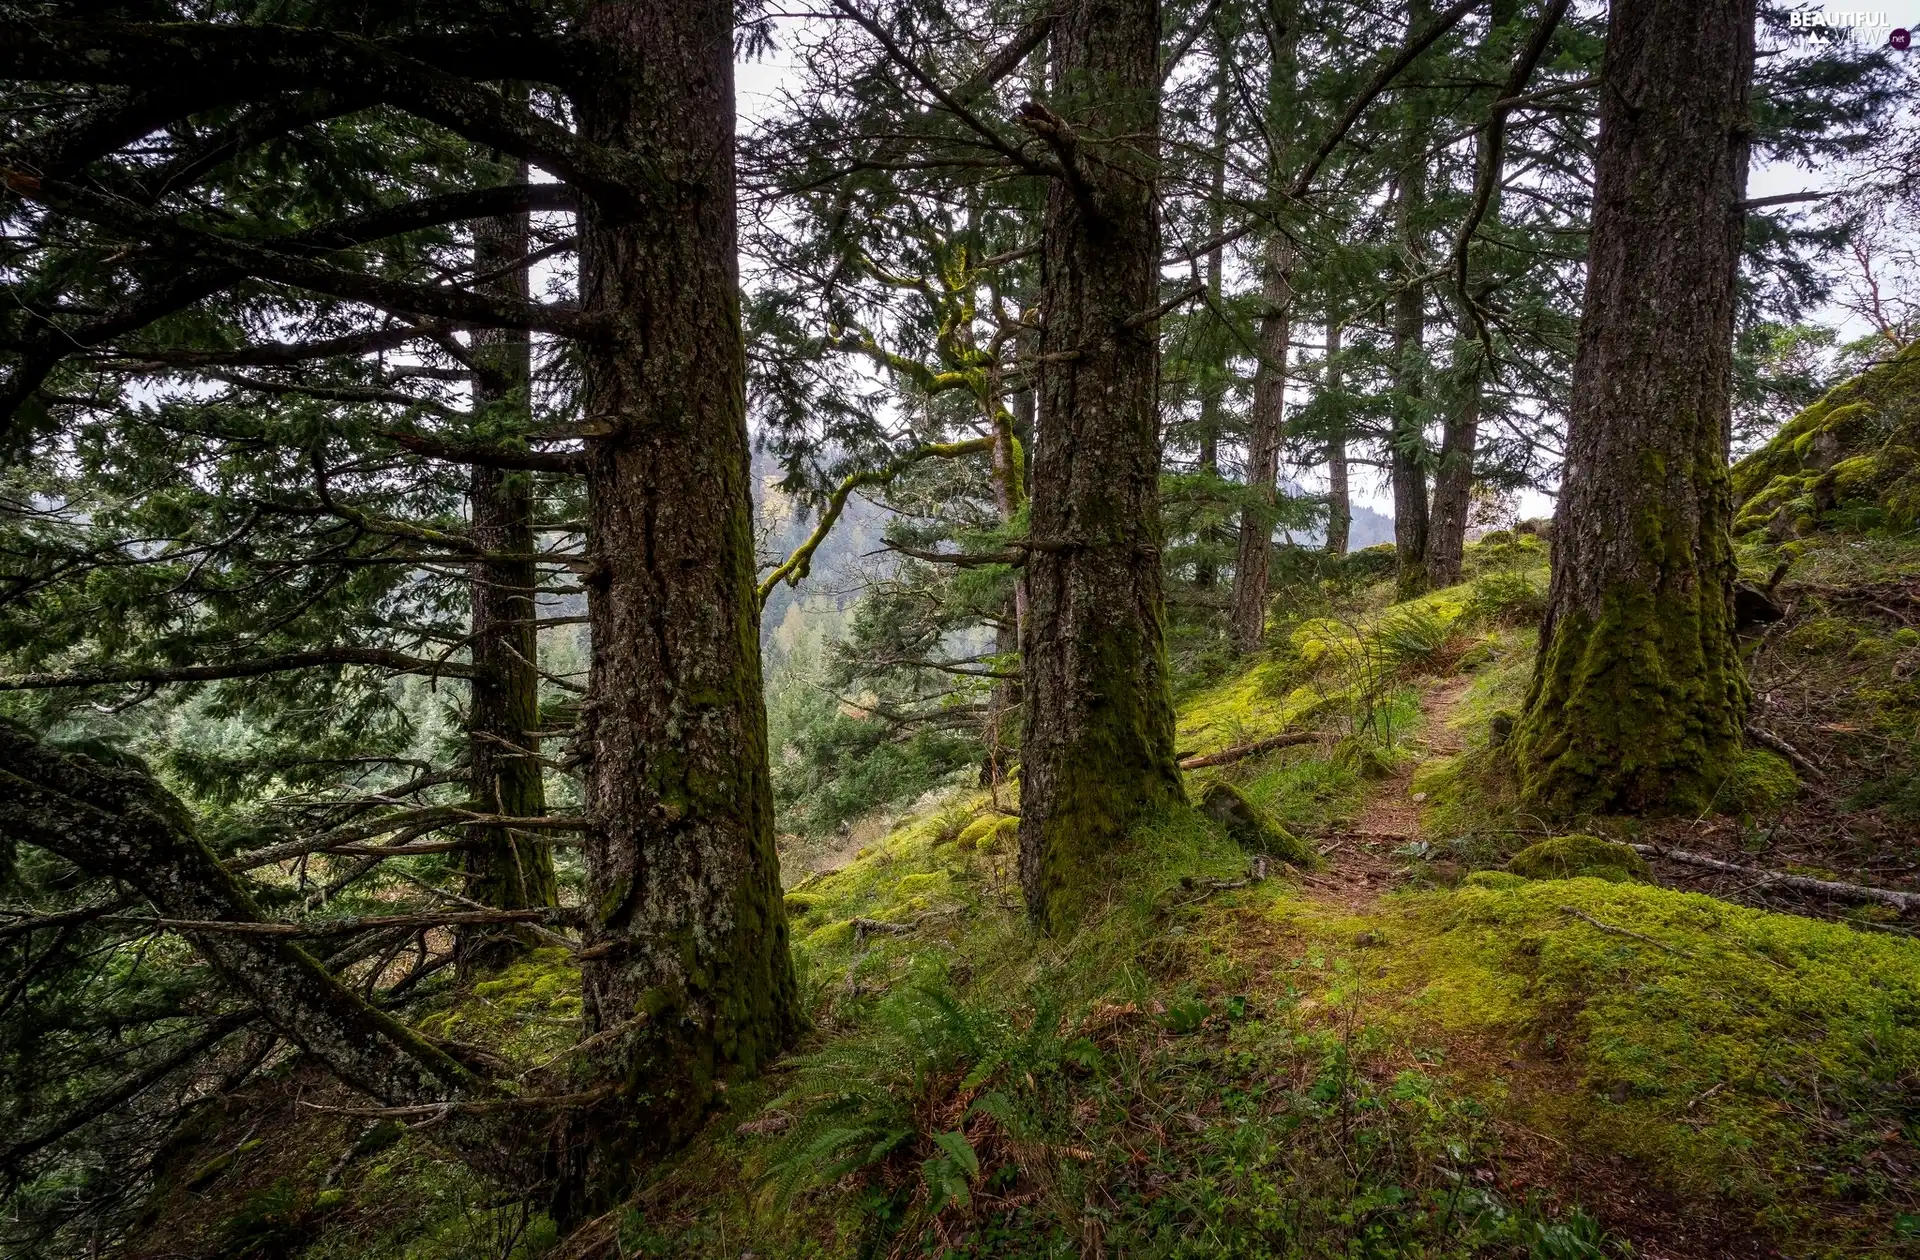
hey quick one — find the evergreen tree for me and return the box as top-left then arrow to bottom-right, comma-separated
1511,0 -> 1757,813
1017,0 -> 1183,932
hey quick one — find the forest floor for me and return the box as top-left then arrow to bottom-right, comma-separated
1303,674 -> 1472,914
115,534 -> 1920,1260
1285,674 -> 1783,1260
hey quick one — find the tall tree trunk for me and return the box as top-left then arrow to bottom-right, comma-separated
1230,234 -> 1294,652
1424,337 -> 1480,588
1193,36 -> 1231,591
1425,0 -> 1523,591
1018,0 -> 1181,934
1389,0 -> 1434,600
1324,320 -> 1351,556
462,153 -> 557,971
1513,0 -> 1755,815
568,0 -> 798,1209
1229,3 -> 1297,652
985,390 -> 1025,784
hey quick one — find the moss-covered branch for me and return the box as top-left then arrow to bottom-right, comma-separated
758,437 -> 992,604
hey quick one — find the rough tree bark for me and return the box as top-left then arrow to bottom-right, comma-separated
1018,0 -> 1182,934
1512,0 -> 1755,814
1323,320 -> 1351,556
568,0 -> 798,1208
1427,0 -> 1539,590
463,151 -> 558,970
1193,36 -> 1231,591
1230,234 -> 1293,652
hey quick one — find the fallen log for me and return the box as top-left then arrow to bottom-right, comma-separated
1631,845 -> 1920,913
1179,731 -> 1317,770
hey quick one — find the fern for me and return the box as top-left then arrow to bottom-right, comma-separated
754,983 -> 1076,1216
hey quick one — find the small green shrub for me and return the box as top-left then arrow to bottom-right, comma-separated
1466,568 -> 1548,627
758,984 -> 1084,1218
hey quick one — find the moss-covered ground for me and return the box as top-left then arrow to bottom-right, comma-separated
123,526 -> 1920,1260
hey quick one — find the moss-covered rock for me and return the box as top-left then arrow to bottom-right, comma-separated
1197,780 -> 1319,867
1462,869 -> 1527,890
1733,340 -> 1920,535
1506,834 -> 1649,883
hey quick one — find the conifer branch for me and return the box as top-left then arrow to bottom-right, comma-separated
0,648 -> 479,692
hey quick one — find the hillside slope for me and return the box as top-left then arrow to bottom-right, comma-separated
124,514 -> 1920,1260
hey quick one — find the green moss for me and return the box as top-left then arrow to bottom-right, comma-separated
415,947 -> 581,1061
804,919 -> 856,949
1711,747 -> 1801,815
952,814 -> 1015,852
1327,879 -> 1920,1249
1462,870 -> 1527,890
1733,340 -> 1920,535
1195,780 -> 1320,867
1513,576 -> 1748,816
1506,835 -> 1649,883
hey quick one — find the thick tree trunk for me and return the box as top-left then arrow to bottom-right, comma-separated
1229,7 -> 1296,652
1324,321 -> 1351,556
1230,234 -> 1294,652
463,155 -> 557,971
1424,340 -> 1480,588
1389,176 -> 1430,600
1513,0 -> 1755,815
1018,0 -> 1181,934
569,0 -> 798,1208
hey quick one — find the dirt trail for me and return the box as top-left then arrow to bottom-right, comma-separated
1308,675 -> 1474,909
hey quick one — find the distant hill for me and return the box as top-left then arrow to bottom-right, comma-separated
753,455 -> 1398,656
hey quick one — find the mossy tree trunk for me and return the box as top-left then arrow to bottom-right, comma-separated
568,0 -> 798,1210
1018,0 -> 1181,934
1425,335 -> 1481,589
1513,0 -> 1755,815
462,153 -> 558,971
